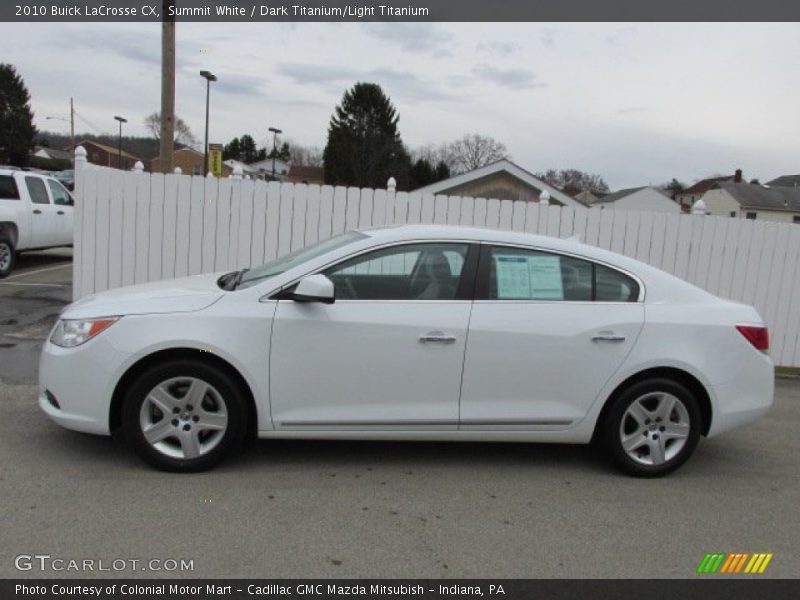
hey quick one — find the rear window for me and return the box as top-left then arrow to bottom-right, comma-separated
25,176 -> 50,204
0,175 -> 20,200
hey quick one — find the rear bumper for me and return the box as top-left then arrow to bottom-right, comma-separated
706,354 -> 774,437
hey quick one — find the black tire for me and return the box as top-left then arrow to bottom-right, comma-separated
0,236 -> 15,279
602,378 -> 702,477
122,359 -> 249,472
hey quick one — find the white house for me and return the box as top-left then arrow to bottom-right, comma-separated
247,158 -> 291,181
699,182 -> 800,223
589,186 -> 681,213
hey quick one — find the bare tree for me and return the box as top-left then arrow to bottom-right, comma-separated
286,140 -> 324,167
144,111 -> 196,147
446,134 -> 508,174
536,169 -> 609,195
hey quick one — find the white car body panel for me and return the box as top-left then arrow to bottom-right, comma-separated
270,300 -> 472,429
38,225 -> 774,449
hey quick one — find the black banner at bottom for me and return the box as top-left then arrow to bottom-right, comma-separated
3,580 -> 799,600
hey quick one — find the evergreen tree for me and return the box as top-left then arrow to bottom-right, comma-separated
267,141 -> 291,161
323,82 -> 410,189
223,137 -> 242,161
0,64 -> 37,167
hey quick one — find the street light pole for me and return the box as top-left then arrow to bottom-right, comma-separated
200,70 -> 217,176
268,126 -> 282,181
114,115 -> 127,169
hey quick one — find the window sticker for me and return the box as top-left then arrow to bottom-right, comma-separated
529,255 -> 564,300
494,253 -> 564,300
495,255 -> 531,298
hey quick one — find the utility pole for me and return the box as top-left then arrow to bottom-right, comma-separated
200,71 -> 217,176
159,1 -> 176,173
269,126 -> 282,181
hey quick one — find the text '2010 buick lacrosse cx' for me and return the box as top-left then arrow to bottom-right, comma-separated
39,225 -> 773,476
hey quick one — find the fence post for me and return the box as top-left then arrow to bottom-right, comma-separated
692,199 -> 707,215
133,161 -> 144,173
173,166 -> 182,175
539,190 -> 550,205
387,177 -> 396,193
74,145 -> 87,171
230,164 -> 243,180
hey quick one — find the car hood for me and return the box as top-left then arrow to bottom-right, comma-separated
63,273 -> 226,319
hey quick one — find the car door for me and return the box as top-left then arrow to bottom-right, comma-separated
46,179 -> 74,245
269,241 -> 478,430
23,175 -> 59,248
459,244 -> 645,430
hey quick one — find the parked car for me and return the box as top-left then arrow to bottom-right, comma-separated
54,169 -> 75,191
38,225 -> 773,475
0,167 -> 75,277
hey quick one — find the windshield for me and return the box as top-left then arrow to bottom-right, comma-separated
237,231 -> 368,289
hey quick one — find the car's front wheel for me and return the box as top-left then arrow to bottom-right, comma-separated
122,359 -> 249,471
603,378 -> 702,477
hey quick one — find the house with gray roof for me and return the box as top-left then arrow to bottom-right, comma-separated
588,186 -> 681,213
767,174 -> 800,188
699,181 -> 800,224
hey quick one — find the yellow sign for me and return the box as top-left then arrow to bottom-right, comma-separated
208,143 -> 223,177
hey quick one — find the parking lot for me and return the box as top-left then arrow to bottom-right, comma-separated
1,252 -> 798,579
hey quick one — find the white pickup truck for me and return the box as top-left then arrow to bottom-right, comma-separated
0,167 -> 74,278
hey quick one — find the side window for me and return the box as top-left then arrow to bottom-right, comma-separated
47,180 -> 73,206
486,246 -> 639,302
595,264 -> 640,302
324,243 -> 469,300
488,247 -> 592,301
25,177 -> 51,204
0,175 -> 20,199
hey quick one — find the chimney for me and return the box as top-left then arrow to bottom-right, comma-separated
734,169 -> 742,183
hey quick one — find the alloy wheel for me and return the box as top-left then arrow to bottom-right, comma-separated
0,243 -> 11,271
619,392 -> 691,466
139,376 -> 228,460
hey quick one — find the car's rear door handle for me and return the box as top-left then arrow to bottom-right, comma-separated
592,332 -> 626,343
33,209 -> 42,215
57,210 -> 65,215
419,332 -> 457,344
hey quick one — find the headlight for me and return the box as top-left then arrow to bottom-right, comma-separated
50,317 -> 120,348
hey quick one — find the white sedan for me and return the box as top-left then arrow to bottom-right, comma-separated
39,225 -> 773,476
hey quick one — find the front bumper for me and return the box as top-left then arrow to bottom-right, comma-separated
38,337 -> 130,436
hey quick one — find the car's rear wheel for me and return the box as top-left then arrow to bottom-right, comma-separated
603,378 -> 702,477
122,360 -> 248,471
0,236 -> 15,278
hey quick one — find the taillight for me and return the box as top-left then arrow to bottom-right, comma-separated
736,325 -> 769,352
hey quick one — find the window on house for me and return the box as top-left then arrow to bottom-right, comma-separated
793,216 -> 800,224
746,212 -> 757,220
730,211 -> 737,218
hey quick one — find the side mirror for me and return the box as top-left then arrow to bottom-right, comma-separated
292,274 -> 335,304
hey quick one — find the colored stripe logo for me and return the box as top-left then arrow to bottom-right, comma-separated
697,553 -> 773,574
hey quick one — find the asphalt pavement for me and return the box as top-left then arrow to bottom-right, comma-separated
0,251 -> 798,579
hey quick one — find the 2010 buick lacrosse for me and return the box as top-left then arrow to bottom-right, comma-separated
39,225 -> 773,476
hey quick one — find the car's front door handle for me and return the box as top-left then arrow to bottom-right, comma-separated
592,332 -> 626,343
32,209 -> 42,215
419,332 -> 457,344
57,210 -> 65,215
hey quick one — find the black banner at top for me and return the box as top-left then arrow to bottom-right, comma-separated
3,0 -> 800,22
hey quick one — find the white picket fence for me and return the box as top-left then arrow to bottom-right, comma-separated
73,165 -> 800,367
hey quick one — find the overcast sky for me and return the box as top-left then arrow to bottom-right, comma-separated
2,22 -> 799,188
